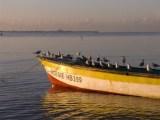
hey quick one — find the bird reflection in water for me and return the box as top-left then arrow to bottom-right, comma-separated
41,86 -> 160,120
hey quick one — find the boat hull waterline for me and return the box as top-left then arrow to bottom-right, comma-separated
39,58 -> 160,99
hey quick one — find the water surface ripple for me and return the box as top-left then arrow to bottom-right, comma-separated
42,87 -> 160,120
0,33 -> 160,119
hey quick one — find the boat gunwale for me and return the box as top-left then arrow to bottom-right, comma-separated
39,57 -> 160,79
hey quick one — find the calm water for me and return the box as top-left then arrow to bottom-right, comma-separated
0,33 -> 160,120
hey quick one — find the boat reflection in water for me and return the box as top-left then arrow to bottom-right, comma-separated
42,86 -> 160,120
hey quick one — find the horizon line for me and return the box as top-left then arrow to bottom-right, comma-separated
1,30 -> 160,33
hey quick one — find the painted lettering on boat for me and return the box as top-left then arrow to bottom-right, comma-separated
50,71 -> 82,83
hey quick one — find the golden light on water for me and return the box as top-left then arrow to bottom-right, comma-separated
41,87 -> 160,119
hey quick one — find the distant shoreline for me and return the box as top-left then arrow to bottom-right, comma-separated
0,30 -> 160,33
0,30 -> 99,33
1,31 -> 160,36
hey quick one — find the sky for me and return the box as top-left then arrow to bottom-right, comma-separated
0,0 -> 160,32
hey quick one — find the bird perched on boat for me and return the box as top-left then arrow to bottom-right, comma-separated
146,64 -> 151,72
99,60 -> 104,67
103,57 -> 110,62
122,56 -> 126,65
34,50 -> 41,55
76,52 -> 81,56
58,51 -> 61,56
47,51 -> 51,57
115,62 -> 119,69
126,64 -> 131,70
91,59 -> 95,66
55,51 -> 61,58
96,56 -> 100,62
89,56 -> 92,61
152,63 -> 160,67
82,56 -> 88,62
139,59 -> 145,67
85,56 -> 92,66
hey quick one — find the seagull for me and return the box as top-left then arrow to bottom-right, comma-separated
103,57 -> 110,62
76,52 -> 81,56
122,56 -> 126,65
139,59 -> 145,67
97,57 -> 100,62
33,50 -> 41,54
152,63 -> 160,67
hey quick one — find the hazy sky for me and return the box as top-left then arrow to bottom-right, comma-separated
0,0 -> 160,32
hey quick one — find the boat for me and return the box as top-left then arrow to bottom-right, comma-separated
36,51 -> 160,99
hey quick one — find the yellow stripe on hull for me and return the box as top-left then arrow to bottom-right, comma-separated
40,59 -> 160,99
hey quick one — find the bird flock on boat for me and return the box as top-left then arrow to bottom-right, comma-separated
34,50 -> 160,73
